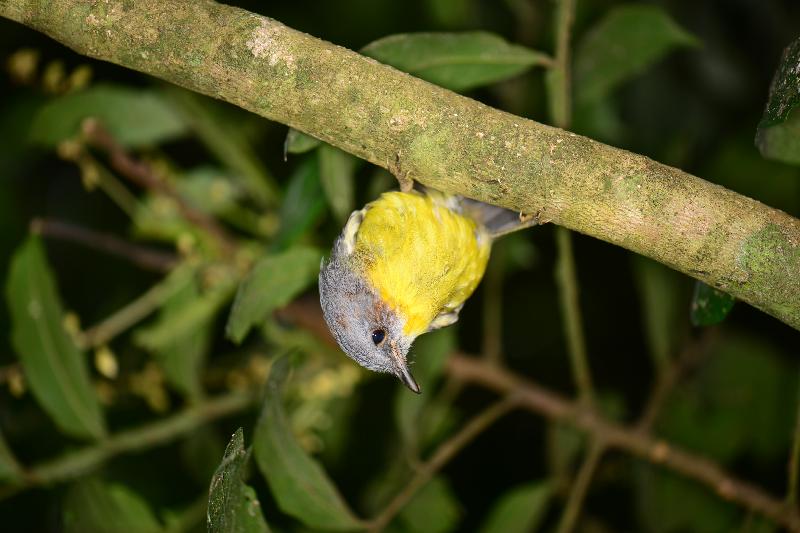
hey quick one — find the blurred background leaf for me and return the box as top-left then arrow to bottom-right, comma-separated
6,236 -> 106,440
361,32 -> 551,92
477,481 -> 551,533
30,84 -> 187,148
226,247 -> 322,344
63,478 -> 165,533
574,5 -> 698,105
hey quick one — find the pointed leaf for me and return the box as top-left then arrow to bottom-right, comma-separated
6,237 -> 105,440
575,5 -> 698,104
285,128 -> 321,155
226,247 -> 322,344
690,281 -> 735,327
478,482 -> 551,533
134,276 -> 234,400
30,84 -> 187,148
318,144 -> 358,223
163,87 -> 278,207
361,32 -> 551,92
63,478 -> 164,533
756,37 -> 800,165
398,476 -> 461,533
208,428 -> 270,533
253,356 -> 363,531
273,157 -> 326,251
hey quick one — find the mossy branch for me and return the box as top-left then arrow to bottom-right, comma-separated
2,0 -> 799,329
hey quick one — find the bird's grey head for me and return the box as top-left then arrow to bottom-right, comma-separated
318,252 -> 419,393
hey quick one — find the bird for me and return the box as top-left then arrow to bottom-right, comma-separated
319,184 -> 536,394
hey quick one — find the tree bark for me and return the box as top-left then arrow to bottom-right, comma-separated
2,0 -> 799,330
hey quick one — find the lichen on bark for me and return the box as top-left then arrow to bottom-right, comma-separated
1,0 -> 799,330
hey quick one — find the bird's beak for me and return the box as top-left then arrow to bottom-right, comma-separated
390,343 -> 420,394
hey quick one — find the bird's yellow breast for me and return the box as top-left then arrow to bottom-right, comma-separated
354,191 -> 491,337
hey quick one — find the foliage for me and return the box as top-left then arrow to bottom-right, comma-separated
0,1 -> 798,532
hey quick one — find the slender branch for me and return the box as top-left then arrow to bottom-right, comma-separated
30,217 -> 178,273
1,0 -> 797,329
0,390 -> 256,499
367,396 -> 519,532
547,0 -> 593,404
636,329 -> 715,433
78,263 -> 195,349
482,241 -> 505,365
446,354 -> 800,532
554,227 -> 593,402
81,119 -> 237,254
556,440 -> 605,533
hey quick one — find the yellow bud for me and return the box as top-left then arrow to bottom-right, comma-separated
6,48 -> 40,85
94,346 -> 118,379
41,60 -> 66,93
67,64 -> 93,92
7,368 -> 25,398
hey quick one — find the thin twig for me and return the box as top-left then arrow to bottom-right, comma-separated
446,354 -> 800,532
0,390 -> 256,500
636,329 -> 716,433
78,263 -> 195,349
547,0 -> 593,405
81,118 -> 237,254
482,240 -> 505,365
31,217 -> 178,273
554,227 -> 594,403
556,440 -> 606,533
367,396 -> 519,532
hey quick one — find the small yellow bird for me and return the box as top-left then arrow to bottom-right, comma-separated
319,187 -> 531,393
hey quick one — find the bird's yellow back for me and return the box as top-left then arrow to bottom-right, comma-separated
354,191 -> 491,337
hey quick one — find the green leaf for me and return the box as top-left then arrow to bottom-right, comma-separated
208,428 -> 270,533
756,37 -> 800,165
394,328 -> 456,447
253,356 -> 363,531
30,84 -> 187,148
657,334 -> 797,463
0,431 -> 22,482
690,281 -> 735,326
163,87 -> 279,207
361,32 -> 551,92
318,144 -> 358,223
6,236 -> 106,440
285,128 -> 321,155
63,478 -> 164,533
575,5 -> 698,105
635,464 -> 737,533
134,275 -> 234,401
226,247 -> 322,344
272,157 -> 326,251
398,476 -> 461,533
478,482 -> 551,533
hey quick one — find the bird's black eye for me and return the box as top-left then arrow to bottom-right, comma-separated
371,329 -> 386,345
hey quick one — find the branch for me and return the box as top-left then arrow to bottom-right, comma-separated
367,396 -> 519,532
446,354 -> 800,532
81,119 -> 237,254
1,0 -> 798,330
0,390 -> 256,499
30,217 -> 178,273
